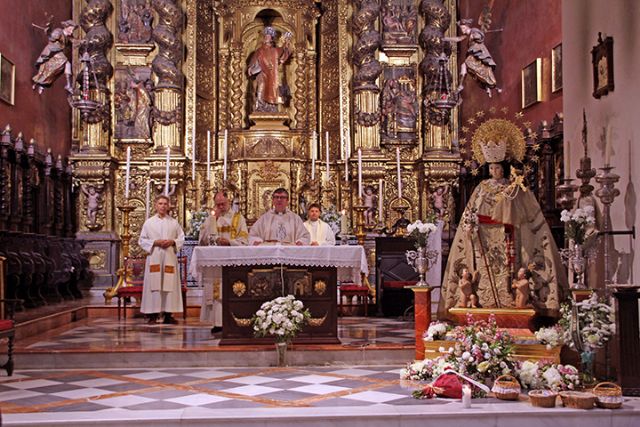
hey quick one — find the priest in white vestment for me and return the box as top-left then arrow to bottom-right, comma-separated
198,191 -> 249,333
303,203 -> 336,246
249,188 -> 310,245
138,195 -> 185,324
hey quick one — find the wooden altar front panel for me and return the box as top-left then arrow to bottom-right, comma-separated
220,265 -> 339,345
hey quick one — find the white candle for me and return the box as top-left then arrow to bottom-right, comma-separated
340,209 -> 348,236
462,385 -> 471,408
325,131 -> 330,182
124,146 -> 131,200
396,147 -> 402,199
206,130 -> 211,183
344,157 -> 349,182
238,168 -> 242,191
605,124 -> 612,166
340,132 -> 345,161
565,139 -> 571,179
145,179 -> 150,219
378,178 -> 383,222
358,148 -> 363,198
311,131 -> 317,180
164,146 -> 170,196
223,129 -> 228,182
191,126 -> 196,182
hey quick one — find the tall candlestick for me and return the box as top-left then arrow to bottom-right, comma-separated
358,148 -> 363,198
340,209 -> 348,236
378,178 -> 383,222
238,168 -> 242,191
396,147 -> 402,198
325,131 -> 330,182
145,179 -> 150,219
565,139 -> 571,179
223,129 -> 228,182
124,146 -> 131,200
206,130 -> 211,183
605,124 -> 612,166
191,126 -> 196,182
164,146 -> 170,195
311,131 -> 317,180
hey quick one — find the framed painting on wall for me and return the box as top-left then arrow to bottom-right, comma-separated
591,33 -> 614,99
521,58 -> 542,108
551,44 -> 562,93
0,53 -> 15,105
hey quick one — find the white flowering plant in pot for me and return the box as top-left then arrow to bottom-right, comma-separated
534,325 -> 565,350
187,209 -> 210,240
423,320 -> 452,341
252,295 -> 311,343
406,220 -> 437,249
560,205 -> 596,245
516,360 -> 581,391
558,293 -> 616,351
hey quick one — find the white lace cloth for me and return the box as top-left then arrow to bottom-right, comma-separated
189,245 -> 369,284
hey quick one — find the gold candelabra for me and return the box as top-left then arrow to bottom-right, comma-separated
103,203 -> 136,303
556,178 -> 578,211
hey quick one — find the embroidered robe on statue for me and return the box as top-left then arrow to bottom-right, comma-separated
249,209 -> 310,245
197,210 -> 249,326
138,214 -> 185,314
303,219 -> 336,246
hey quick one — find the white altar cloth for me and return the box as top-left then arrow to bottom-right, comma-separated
189,245 -> 369,285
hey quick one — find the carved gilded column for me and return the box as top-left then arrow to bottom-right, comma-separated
229,43 -> 244,130
151,0 -> 183,152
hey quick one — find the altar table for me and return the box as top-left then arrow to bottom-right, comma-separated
190,245 -> 368,345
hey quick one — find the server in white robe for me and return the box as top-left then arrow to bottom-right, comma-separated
249,188 -> 310,245
303,203 -> 336,246
138,195 -> 185,324
197,191 -> 248,333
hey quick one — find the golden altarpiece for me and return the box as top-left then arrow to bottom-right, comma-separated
68,0 -> 461,286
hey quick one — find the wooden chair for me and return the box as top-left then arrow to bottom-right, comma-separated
116,256 -> 188,320
0,299 -> 20,376
338,283 -> 371,317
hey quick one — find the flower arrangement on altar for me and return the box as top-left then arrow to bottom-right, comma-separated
534,325 -> 564,350
406,219 -> 438,248
252,295 -> 311,343
320,206 -> 342,236
423,320 -> 452,341
560,205 -> 596,245
186,209 -> 210,240
558,293 -> 616,351
516,360 -> 581,391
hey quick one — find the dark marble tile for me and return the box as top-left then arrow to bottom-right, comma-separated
137,389 -> 192,400
126,400 -> 189,410
153,375 -> 203,385
259,380 -> 309,390
5,394 -> 70,406
201,399 -> 266,409
30,384 -> 84,394
327,379 -> 371,388
47,401 -> 110,412
100,383 -> 150,393
309,397 -> 369,407
258,390 -> 315,402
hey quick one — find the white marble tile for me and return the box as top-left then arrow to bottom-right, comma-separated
0,389 -> 44,402
165,393 -> 230,406
225,375 -> 279,385
4,379 -> 63,389
122,371 -> 176,380
69,378 -> 126,388
342,390 -> 406,403
290,384 -> 350,394
92,395 -> 156,408
0,373 -> 29,382
52,387 -> 113,399
328,368 -> 379,376
287,374 -> 341,384
223,385 -> 283,396
184,370 -> 234,379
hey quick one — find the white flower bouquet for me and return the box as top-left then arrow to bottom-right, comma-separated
534,325 -> 564,350
558,293 -> 616,351
516,360 -> 581,391
187,209 -> 210,240
423,320 -> 451,341
560,205 -> 595,244
252,295 -> 311,343
406,219 -> 437,248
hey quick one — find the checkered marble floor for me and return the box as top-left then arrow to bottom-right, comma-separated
16,317 -> 415,352
0,365 -> 468,414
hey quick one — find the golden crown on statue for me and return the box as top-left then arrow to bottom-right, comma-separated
479,139 -> 507,163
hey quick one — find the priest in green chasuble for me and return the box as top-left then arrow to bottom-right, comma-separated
249,188 -> 310,245
303,203 -> 336,246
139,195 -> 185,324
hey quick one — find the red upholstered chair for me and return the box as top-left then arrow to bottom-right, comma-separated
116,256 -> 188,320
339,283 -> 372,316
0,298 -> 20,376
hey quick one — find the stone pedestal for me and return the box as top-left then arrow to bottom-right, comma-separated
409,286 -> 432,360
249,113 -> 290,130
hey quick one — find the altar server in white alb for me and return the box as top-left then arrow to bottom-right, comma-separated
249,188 -> 310,245
198,191 -> 248,334
139,195 -> 185,324
303,203 -> 336,246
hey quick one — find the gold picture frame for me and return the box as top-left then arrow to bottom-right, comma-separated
591,33 -> 614,99
551,44 -> 562,93
521,58 -> 542,108
0,53 -> 15,105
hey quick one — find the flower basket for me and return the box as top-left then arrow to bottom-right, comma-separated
559,391 -> 596,409
593,382 -> 623,409
491,374 -> 521,400
528,390 -> 557,408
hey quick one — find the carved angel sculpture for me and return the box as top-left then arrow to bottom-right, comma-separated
32,19 -> 78,94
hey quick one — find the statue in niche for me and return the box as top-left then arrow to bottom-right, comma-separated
31,18 -> 78,94
382,1 -> 417,44
363,185 -> 377,226
81,184 -> 102,228
430,185 -> 449,219
247,26 -> 292,113
118,0 -> 153,44
381,75 -> 418,137
114,68 -> 153,139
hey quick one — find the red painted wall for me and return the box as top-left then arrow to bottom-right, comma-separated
457,0 -> 562,127
0,1 -> 73,157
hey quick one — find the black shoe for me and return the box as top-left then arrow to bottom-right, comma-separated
210,326 -> 223,334
147,315 -> 158,325
163,315 -> 178,325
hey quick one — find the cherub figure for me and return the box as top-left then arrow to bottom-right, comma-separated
512,267 -> 531,308
456,268 -> 478,308
363,186 -> 377,226
431,185 -> 449,219
81,184 -> 101,226
32,17 -> 78,94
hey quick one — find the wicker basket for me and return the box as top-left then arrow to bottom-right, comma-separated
593,382 -> 623,409
528,390 -> 557,408
559,391 -> 596,409
491,375 -> 521,400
